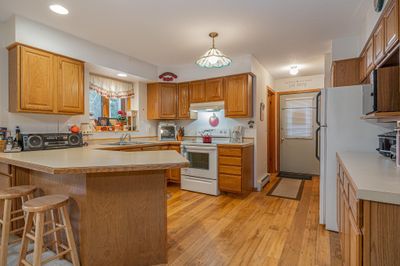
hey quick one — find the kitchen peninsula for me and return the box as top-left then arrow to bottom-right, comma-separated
0,147 -> 188,266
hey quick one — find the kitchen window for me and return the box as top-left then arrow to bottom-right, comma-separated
88,74 -> 134,119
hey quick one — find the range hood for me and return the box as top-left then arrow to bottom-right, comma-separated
189,101 -> 224,112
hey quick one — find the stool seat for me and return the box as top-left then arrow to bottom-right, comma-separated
0,185 -> 36,200
23,194 -> 69,213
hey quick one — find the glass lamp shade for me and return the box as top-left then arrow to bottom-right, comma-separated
196,48 -> 232,68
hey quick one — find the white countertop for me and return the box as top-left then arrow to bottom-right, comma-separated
0,147 -> 189,174
337,151 -> 400,205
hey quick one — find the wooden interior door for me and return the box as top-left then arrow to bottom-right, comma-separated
189,81 -> 206,103
267,88 -> 277,173
57,56 -> 84,114
20,46 -> 55,112
178,83 -> 190,119
205,78 -> 224,102
160,84 -> 177,119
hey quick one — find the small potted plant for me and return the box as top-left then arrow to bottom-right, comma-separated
117,110 -> 127,131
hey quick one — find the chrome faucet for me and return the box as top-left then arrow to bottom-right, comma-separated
119,133 -> 131,144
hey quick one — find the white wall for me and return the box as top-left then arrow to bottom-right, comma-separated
0,16 -> 158,137
176,110 -> 255,138
274,74 -> 324,91
331,35 -> 361,60
251,57 -> 274,183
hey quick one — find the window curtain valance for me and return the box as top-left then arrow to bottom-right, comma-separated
89,74 -> 134,99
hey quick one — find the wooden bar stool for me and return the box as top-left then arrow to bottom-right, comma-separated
0,185 -> 36,266
18,195 -> 80,266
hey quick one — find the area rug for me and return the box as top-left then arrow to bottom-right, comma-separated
277,171 -> 312,180
267,178 -> 305,200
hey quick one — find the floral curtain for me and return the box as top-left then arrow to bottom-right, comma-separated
89,74 -> 134,98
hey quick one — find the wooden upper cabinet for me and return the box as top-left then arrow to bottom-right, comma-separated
224,74 -> 253,117
19,46 -> 55,112
8,44 -> 84,115
160,83 -> 177,119
374,20 -> 385,64
205,78 -> 224,102
147,83 -> 160,120
189,81 -> 206,103
178,83 -> 190,119
331,58 -> 360,87
147,83 -> 177,119
384,0 -> 399,53
57,57 -> 84,114
366,39 -> 375,73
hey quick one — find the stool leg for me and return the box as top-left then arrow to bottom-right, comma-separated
18,212 -> 34,266
60,206 -> 80,266
32,212 -> 45,266
50,209 -> 60,255
0,199 -> 12,266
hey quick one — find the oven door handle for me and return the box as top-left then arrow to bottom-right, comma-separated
184,146 -> 217,151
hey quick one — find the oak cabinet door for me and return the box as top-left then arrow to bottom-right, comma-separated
205,78 -> 224,102
189,81 -> 206,103
147,83 -> 161,119
366,39 -> 375,73
384,0 -> 399,53
374,20 -> 385,64
349,213 -> 362,266
178,83 -> 190,119
224,74 -> 253,117
160,83 -> 177,119
20,46 -> 55,112
57,57 -> 84,114
359,53 -> 367,82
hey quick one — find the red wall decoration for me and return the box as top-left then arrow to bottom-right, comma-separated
159,72 -> 178,82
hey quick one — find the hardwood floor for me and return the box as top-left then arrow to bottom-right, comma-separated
167,176 -> 342,266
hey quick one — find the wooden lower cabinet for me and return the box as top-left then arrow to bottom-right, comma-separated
218,145 -> 254,194
337,157 -> 400,266
121,144 -> 181,183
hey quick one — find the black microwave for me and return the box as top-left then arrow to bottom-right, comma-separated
362,70 -> 377,115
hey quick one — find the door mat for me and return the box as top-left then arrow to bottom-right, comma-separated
267,178 -> 305,200
277,171 -> 312,180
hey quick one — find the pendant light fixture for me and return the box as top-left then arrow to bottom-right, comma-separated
196,32 -> 232,68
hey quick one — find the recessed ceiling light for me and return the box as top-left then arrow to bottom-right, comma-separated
49,4 -> 69,15
289,65 -> 299,76
117,73 -> 128,77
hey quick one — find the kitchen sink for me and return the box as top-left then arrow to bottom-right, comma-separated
102,141 -> 153,146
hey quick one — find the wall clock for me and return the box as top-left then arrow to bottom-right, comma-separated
374,0 -> 385,12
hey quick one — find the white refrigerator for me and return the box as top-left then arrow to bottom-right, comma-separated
318,85 -> 387,231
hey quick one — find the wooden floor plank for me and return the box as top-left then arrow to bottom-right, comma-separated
167,177 -> 342,266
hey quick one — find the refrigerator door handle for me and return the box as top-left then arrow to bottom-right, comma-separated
316,92 -> 321,126
316,127 -> 321,161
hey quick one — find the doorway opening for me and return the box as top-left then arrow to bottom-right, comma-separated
268,89 -> 321,177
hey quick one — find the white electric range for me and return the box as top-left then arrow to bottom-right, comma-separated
180,138 -> 231,196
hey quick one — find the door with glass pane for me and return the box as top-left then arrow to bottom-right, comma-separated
280,92 -> 320,175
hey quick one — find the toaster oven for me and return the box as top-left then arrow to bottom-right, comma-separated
377,131 -> 396,158
158,123 -> 177,141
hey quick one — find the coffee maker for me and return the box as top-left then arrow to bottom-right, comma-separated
230,126 -> 244,143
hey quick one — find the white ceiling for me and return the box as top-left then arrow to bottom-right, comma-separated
0,0 -> 369,79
